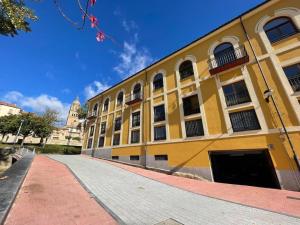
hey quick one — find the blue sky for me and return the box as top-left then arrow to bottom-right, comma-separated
0,0 -> 264,121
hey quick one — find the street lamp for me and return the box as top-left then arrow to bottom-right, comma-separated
13,119 -> 24,148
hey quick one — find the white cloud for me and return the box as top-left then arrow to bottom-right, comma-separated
122,19 -> 138,32
113,40 -> 153,79
84,81 -> 110,100
3,91 -> 70,122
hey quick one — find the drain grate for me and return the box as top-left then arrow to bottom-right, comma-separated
154,218 -> 184,225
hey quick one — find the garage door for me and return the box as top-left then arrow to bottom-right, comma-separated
210,150 -> 280,189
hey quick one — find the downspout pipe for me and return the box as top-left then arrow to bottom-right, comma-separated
143,69 -> 148,168
239,17 -> 300,173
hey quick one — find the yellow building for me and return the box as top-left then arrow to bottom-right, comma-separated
82,0 -> 300,191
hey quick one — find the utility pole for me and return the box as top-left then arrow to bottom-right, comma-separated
13,119 -> 24,148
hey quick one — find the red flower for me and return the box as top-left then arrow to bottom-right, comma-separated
96,31 -> 105,42
90,0 -> 96,6
89,15 -> 98,28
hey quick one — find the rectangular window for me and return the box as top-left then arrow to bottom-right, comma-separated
183,95 -> 200,116
154,126 -> 166,141
185,119 -> 204,137
89,126 -> 94,137
154,105 -> 165,122
131,130 -> 140,143
155,155 -> 168,161
132,111 -> 140,127
130,155 -> 140,161
112,156 -> 119,160
283,64 -> 300,92
114,117 -> 122,131
98,136 -> 104,147
222,80 -> 251,107
229,109 -> 261,132
87,138 -> 93,149
100,122 -> 106,134
113,133 -> 120,146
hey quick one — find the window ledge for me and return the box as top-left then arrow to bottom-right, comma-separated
153,121 -> 166,126
291,91 -> 300,97
184,113 -> 202,120
130,126 -> 140,131
226,102 -> 253,112
229,129 -> 262,136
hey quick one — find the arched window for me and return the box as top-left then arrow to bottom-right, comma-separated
214,42 -> 236,67
264,17 -> 297,43
179,60 -> 194,80
117,92 -> 124,106
93,103 -> 98,114
153,73 -> 163,90
103,98 -> 109,112
133,83 -> 141,99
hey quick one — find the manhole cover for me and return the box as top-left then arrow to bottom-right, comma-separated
154,218 -> 184,225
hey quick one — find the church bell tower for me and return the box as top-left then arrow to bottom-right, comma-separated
66,97 -> 81,128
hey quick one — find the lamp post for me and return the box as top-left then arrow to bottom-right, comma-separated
13,119 -> 24,148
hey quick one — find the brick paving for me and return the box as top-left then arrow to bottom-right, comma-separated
92,156 -> 300,218
50,155 -> 300,225
4,156 -> 117,225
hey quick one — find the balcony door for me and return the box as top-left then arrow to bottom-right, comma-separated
214,42 -> 237,67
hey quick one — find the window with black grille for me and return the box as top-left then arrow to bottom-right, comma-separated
112,156 -> 119,160
132,111 -> 140,127
100,122 -> 106,134
264,17 -> 298,43
98,136 -> 104,147
283,63 -> 300,92
113,133 -> 120,146
179,60 -> 194,80
130,155 -> 140,160
185,119 -> 204,137
117,92 -> 124,106
89,126 -> 94,137
183,95 -> 200,116
154,126 -> 166,141
155,155 -> 168,161
222,80 -> 251,107
114,117 -> 122,131
133,83 -> 141,99
87,138 -> 93,149
153,73 -> 164,90
214,42 -> 236,67
229,109 -> 261,132
154,105 -> 165,122
103,98 -> 109,112
131,130 -> 140,143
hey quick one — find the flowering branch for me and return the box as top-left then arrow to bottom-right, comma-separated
53,0 -> 121,46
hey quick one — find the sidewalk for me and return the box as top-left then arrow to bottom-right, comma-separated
4,156 -> 117,225
86,156 -> 300,218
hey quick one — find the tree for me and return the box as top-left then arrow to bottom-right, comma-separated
33,109 -> 59,146
0,0 -> 38,37
77,103 -> 88,119
14,112 -> 37,146
0,114 -> 20,143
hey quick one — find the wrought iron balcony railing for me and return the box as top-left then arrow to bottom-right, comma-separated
208,46 -> 249,75
224,92 -> 251,107
288,74 -> 300,92
87,111 -> 97,119
125,92 -> 143,105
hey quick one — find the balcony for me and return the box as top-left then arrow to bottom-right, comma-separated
86,111 -> 97,119
125,93 -> 143,105
208,46 -> 249,75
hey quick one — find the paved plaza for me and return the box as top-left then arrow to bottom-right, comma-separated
47,155 -> 300,225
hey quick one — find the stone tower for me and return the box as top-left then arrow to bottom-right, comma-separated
66,97 -> 81,128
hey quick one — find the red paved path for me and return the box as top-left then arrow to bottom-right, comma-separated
5,156 -> 117,225
84,155 -> 300,218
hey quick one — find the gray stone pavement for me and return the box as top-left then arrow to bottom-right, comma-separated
49,155 -> 300,225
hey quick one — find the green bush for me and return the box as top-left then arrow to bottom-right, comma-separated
35,145 -> 81,155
